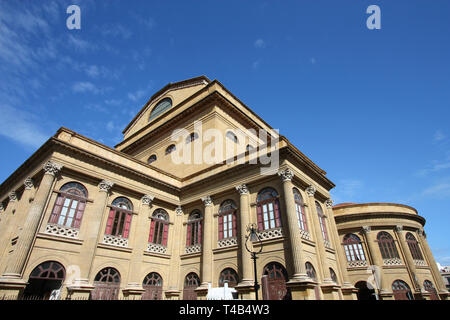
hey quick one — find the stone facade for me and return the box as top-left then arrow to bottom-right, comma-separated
0,76 -> 447,300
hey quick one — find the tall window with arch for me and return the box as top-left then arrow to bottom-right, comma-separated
315,201 -> 328,241
343,234 -> 366,262
406,232 -> 424,261
219,268 -> 239,287
105,197 -> 133,239
186,210 -> 202,246
49,182 -> 88,229
149,209 -> 170,246
256,187 -> 282,231
293,188 -> 308,232
305,262 -> 320,300
218,200 -> 237,240
377,231 -> 400,260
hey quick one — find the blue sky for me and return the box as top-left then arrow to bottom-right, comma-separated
1,0 -> 449,265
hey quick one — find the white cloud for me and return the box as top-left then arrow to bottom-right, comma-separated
0,104 -> 50,148
127,84 -> 153,102
254,39 -> 266,48
434,130 -> 446,142
422,182 -> 450,198
252,59 -> 262,70
100,24 -> 133,39
68,34 -> 97,51
72,81 -> 100,94
330,179 -> 364,203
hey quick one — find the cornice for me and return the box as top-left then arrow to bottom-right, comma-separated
334,211 -> 426,226
332,202 -> 418,214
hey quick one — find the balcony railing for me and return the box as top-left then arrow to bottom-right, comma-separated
217,237 -> 238,248
347,260 -> 368,268
102,234 -> 128,248
147,243 -> 167,254
185,244 -> 201,254
257,227 -> 283,241
45,223 -> 79,239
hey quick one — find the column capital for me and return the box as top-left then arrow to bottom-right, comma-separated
278,168 -> 294,182
8,191 -> 18,202
235,184 -> 249,195
175,206 -> 184,216
201,196 -> 213,207
305,185 -> 316,197
43,160 -> 63,176
362,225 -> 371,234
141,194 -> 154,206
416,228 -> 426,238
395,225 -> 403,232
23,177 -> 34,190
98,180 -> 114,192
325,198 -> 333,209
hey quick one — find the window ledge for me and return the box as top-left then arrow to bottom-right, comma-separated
143,251 -> 171,259
97,243 -> 133,253
36,232 -> 83,245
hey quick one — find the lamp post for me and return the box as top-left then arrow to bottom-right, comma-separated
245,223 -> 263,300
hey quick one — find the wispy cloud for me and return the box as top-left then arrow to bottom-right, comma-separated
252,59 -> 262,70
422,180 -> 450,199
434,130 -> 446,142
68,34 -> 97,51
330,179 -> 364,204
127,83 -> 153,102
100,24 -> 133,39
254,39 -> 266,48
72,81 -> 101,94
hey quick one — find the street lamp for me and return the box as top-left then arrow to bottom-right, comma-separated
245,223 -> 263,300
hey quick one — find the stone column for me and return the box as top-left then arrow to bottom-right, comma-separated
324,198 -> 356,299
361,226 -> 393,299
394,225 -> 423,298
165,206 -> 184,300
123,195 -> 154,299
234,184 -> 255,299
0,161 -> 62,290
305,185 -> 333,285
67,179 -> 113,298
196,196 -> 214,299
416,228 -> 449,299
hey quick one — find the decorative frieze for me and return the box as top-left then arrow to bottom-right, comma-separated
147,243 -> 167,254
103,234 -> 128,247
185,244 -> 201,254
325,199 -> 333,209
299,229 -> 311,241
175,206 -> 184,216
217,237 -> 238,248
278,168 -> 294,182
306,185 -> 316,197
98,180 -> 114,192
45,223 -> 79,239
24,177 -> 34,190
348,260 -> 368,268
141,194 -> 154,206
257,227 -> 283,241
395,225 -> 403,232
43,160 -> 63,176
414,259 -> 427,267
235,184 -> 249,195
362,226 -> 371,234
201,196 -> 213,207
383,258 -> 403,266
324,239 -> 332,249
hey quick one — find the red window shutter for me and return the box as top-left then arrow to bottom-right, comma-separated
149,220 -> 155,243
322,217 -> 328,241
274,199 -> 281,227
256,205 -> 264,230
218,215 -> 224,240
301,206 -> 308,232
123,213 -> 132,238
232,211 -> 237,237
186,223 -> 192,246
105,209 -> 116,235
198,221 -> 202,244
73,201 -> 86,229
49,195 -> 65,224
162,223 -> 169,246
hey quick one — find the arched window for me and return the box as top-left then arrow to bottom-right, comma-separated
246,144 -> 255,152
24,261 -> 66,299
377,231 -> 400,259
423,280 -> 439,300
226,131 -> 239,143
49,182 -> 88,229
343,234 -> 366,262
149,209 -> 169,246
142,272 -> 163,300
305,262 -> 317,281
91,267 -> 121,300
256,187 -> 281,231
392,280 -> 414,300
406,232 -> 424,260
105,197 -> 133,239
219,268 -> 239,287
165,144 -> 176,155
218,200 -> 237,240
329,268 -> 338,284
186,210 -> 202,246
262,262 -> 291,300
147,154 -> 157,164
315,201 -> 328,241
149,98 -> 172,121
186,132 -> 199,144
293,188 -> 308,232
183,272 -> 200,300
29,261 -> 65,280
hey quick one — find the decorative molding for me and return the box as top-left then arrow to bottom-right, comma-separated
414,259 -> 427,267
278,168 -> 294,182
141,194 -> 154,206
102,234 -> 128,247
147,242 -> 167,254
185,244 -> 201,254
383,258 -> 402,266
306,185 -> 316,197
45,223 -> 79,239
324,239 -> 332,249
235,184 -> 249,195
175,206 -> 184,216
98,180 -> 114,192
201,196 -> 213,207
43,160 -> 63,176
362,226 -> 371,234
217,237 -> 238,248
23,177 -> 34,190
299,229 -> 311,241
395,225 -> 403,232
257,227 -> 283,241
325,199 -> 333,209
8,191 -> 17,202
348,260 -> 368,268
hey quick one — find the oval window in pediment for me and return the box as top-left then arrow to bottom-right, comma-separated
149,98 -> 172,121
